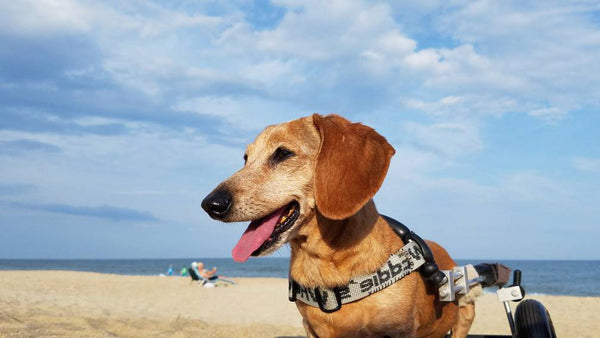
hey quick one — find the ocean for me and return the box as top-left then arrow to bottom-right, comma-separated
1,258 -> 598,297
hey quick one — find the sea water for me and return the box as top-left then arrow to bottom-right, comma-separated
1,258 -> 598,297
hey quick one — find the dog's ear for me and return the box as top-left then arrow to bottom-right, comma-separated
312,114 -> 395,220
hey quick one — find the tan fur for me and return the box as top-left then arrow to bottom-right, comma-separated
206,114 -> 475,337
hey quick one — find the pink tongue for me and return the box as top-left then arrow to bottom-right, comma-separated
232,205 -> 288,262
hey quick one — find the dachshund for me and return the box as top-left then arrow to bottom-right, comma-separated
202,114 -> 476,337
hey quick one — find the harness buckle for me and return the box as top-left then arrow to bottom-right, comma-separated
315,286 -> 343,313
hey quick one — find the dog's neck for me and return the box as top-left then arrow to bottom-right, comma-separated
289,200 -> 402,288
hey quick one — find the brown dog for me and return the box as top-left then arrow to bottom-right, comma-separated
202,114 -> 475,337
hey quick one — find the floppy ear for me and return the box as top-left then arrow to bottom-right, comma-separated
313,114 -> 395,220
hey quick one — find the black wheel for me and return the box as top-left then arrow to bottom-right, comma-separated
514,299 -> 556,338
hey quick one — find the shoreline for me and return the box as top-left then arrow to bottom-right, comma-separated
2,257 -> 598,298
1,270 -> 598,337
2,268 -> 599,298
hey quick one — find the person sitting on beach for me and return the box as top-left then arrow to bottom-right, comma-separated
189,261 -> 236,286
191,261 -> 219,281
197,262 -> 219,280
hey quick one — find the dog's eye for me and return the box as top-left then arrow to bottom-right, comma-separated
270,147 -> 294,165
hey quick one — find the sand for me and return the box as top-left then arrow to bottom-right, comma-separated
0,271 -> 597,337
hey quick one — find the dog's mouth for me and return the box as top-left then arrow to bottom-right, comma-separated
231,201 -> 300,262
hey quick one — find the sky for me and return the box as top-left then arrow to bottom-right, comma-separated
0,0 -> 599,260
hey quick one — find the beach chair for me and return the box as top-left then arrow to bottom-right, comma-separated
188,266 -> 204,284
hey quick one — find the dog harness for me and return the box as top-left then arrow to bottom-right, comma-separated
288,215 -> 447,313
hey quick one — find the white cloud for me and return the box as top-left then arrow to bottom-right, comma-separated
2,1 -> 599,258
572,157 -> 600,173
171,96 -> 303,133
375,161 -> 599,259
0,0 -> 224,37
242,59 -> 307,88
217,1 -> 401,61
385,146 -> 439,179
360,31 -> 417,65
403,49 -> 443,72
5,0 -> 598,126
0,0 -> 92,35
432,1 -> 600,118
11,0 -> 596,127
0,123 -> 243,223
528,107 -> 568,124
405,96 -> 465,116
499,171 -> 569,203
403,121 -> 483,157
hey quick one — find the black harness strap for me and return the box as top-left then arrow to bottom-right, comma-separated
381,215 -> 448,286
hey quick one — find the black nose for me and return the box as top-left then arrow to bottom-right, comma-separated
202,189 -> 233,219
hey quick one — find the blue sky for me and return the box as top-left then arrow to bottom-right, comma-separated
1,0 -> 598,259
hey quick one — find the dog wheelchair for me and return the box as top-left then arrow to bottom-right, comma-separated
383,216 -> 556,338
439,263 -> 556,338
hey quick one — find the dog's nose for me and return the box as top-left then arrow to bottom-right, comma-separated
202,189 -> 233,219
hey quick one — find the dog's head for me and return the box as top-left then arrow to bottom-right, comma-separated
202,114 -> 395,262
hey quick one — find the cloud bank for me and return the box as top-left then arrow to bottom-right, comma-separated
1,0 -> 598,259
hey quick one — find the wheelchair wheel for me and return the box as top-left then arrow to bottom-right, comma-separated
514,299 -> 556,338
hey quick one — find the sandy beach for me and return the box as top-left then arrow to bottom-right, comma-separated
0,271 -> 597,337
